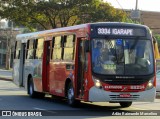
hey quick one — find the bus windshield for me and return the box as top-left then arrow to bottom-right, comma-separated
91,38 -> 154,75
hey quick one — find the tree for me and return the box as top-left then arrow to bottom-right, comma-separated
154,34 -> 160,51
0,0 -> 128,31
77,1 -> 127,23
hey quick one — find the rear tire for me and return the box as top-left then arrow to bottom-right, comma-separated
28,78 -> 45,98
67,83 -> 80,107
119,102 -> 132,108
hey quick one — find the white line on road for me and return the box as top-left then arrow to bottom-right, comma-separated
34,107 -> 56,114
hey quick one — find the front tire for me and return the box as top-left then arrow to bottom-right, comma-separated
119,102 -> 132,108
67,83 -> 80,107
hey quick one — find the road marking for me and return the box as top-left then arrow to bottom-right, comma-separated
34,107 -> 56,114
125,107 -> 146,110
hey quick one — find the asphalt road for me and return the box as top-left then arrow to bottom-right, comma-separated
0,79 -> 160,119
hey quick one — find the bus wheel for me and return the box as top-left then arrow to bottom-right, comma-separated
28,78 -> 38,98
119,102 -> 132,108
67,83 -> 79,107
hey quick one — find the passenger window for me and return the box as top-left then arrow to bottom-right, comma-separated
63,35 -> 75,61
35,38 -> 44,59
52,36 -> 63,60
26,39 -> 35,59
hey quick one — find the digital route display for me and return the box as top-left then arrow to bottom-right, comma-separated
96,27 -> 146,36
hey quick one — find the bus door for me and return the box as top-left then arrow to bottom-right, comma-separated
77,39 -> 86,98
19,43 -> 26,86
42,40 -> 52,92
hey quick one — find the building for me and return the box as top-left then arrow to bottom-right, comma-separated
127,10 -> 160,34
140,11 -> 160,34
0,21 -> 20,69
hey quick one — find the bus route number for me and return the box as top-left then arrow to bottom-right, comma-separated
98,28 -> 111,35
97,28 -> 133,36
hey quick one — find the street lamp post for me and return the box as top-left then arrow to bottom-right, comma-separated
135,0 -> 138,10
131,0 -> 140,23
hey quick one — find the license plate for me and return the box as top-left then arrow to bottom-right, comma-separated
119,94 -> 131,98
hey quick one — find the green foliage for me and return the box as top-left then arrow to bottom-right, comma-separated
77,1 -> 128,23
154,34 -> 160,49
0,0 -> 128,30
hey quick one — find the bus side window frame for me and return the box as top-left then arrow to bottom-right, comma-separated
51,37 -> 55,60
14,41 -> 21,59
25,40 -> 29,59
14,41 -> 17,59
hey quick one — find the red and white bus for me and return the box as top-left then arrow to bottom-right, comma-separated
13,22 -> 156,107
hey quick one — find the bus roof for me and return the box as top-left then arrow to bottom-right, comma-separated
16,23 -> 89,42
16,22 -> 150,42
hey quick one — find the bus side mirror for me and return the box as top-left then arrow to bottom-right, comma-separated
85,40 -> 90,52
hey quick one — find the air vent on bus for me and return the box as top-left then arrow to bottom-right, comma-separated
109,94 -> 139,101
104,79 -> 146,85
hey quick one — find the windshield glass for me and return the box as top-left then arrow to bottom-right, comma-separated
92,38 -> 154,75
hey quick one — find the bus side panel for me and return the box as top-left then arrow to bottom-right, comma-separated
33,59 -> 43,92
84,53 -> 93,101
49,62 -> 66,96
13,43 -> 26,86
48,62 -> 55,94
24,59 -> 43,92
13,59 -> 20,86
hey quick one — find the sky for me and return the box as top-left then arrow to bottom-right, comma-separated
105,0 -> 160,12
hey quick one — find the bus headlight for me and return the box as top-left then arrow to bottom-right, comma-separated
95,80 -> 101,88
92,76 -> 102,88
145,79 -> 154,90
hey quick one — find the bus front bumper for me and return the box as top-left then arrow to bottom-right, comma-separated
89,86 -> 156,102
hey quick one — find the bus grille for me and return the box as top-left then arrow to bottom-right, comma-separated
109,94 -> 139,101
104,79 -> 146,85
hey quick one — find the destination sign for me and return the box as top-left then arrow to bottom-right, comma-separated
97,27 -> 145,36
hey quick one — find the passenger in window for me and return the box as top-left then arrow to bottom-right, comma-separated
92,42 -> 116,74
92,41 -> 102,65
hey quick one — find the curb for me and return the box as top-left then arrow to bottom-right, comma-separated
0,69 -> 12,81
0,69 -> 12,72
156,93 -> 160,99
0,77 -> 12,81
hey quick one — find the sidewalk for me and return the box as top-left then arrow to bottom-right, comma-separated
0,69 -> 13,81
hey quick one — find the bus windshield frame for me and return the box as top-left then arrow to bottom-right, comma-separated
91,37 -> 154,76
